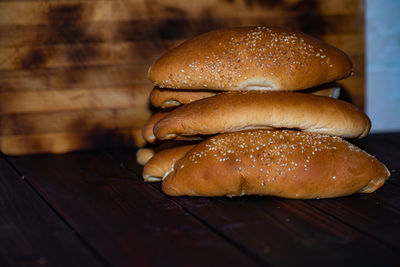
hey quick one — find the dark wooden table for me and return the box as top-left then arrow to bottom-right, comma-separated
1,133 -> 399,267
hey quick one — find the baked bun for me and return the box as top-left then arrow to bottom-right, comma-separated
142,111 -> 170,143
150,84 -> 340,108
149,26 -> 352,91
136,148 -> 155,165
162,130 -> 390,198
154,91 -> 370,140
150,87 -> 217,108
143,145 -> 195,182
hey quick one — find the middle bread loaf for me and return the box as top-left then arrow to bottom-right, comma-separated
153,91 -> 371,140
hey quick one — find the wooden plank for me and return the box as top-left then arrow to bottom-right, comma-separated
0,16 -> 364,42
365,183 -> 400,212
0,21 -> 190,47
107,147 -> 399,266
338,75 -> 365,109
321,34 -> 364,54
0,129 -> 145,155
316,0 -> 363,15
0,154 -> 103,266
0,107 -> 150,136
0,41 -> 182,70
306,183 -> 400,251
0,0 -> 363,26
8,152 -> 260,266
0,65 -> 151,92
0,36 -> 363,69
283,14 -> 363,36
0,22 -> 363,48
349,54 -> 365,75
0,86 -> 151,114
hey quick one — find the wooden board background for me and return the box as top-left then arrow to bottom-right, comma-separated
0,0 -> 364,155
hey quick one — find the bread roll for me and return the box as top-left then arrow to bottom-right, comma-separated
142,111 -> 170,143
143,145 -> 195,182
149,26 -> 352,91
136,140 -> 198,166
136,148 -> 155,165
150,87 -> 217,108
162,130 -> 390,198
154,91 -> 370,140
150,84 -> 340,109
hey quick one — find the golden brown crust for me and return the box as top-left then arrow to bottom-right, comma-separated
136,148 -> 155,165
150,87 -> 218,108
142,111 -> 206,143
142,111 -> 171,143
150,84 -> 340,108
143,145 -> 195,182
154,91 -> 370,140
149,26 -> 352,91
162,130 -> 390,198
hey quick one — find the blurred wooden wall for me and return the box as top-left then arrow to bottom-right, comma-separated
0,0 -> 364,155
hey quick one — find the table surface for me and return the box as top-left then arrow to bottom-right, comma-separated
1,132 -> 399,267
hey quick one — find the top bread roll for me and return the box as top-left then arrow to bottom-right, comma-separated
149,26 -> 353,91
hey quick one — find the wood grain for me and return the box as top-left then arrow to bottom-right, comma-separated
0,154 -> 103,266
0,41 -> 182,70
0,87 -> 150,114
0,108 -> 150,135
0,65 -> 151,92
307,184 -> 400,251
0,129 -> 145,155
0,21 -> 363,47
0,0 -> 364,26
7,151 -> 260,266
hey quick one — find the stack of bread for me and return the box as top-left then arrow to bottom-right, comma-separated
138,26 -> 390,199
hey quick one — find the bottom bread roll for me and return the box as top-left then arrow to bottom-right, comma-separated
162,130 -> 390,199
